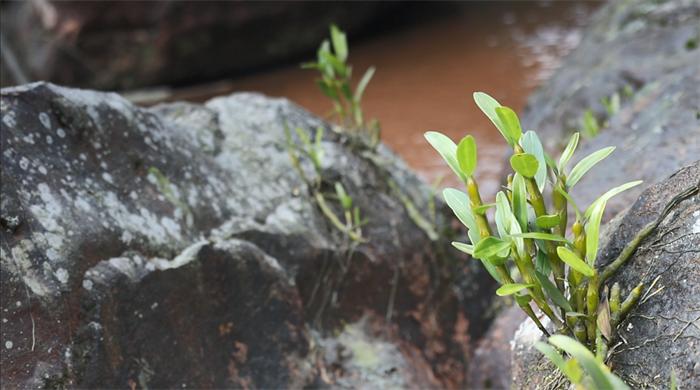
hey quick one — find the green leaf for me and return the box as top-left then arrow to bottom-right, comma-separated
451,241 -> 474,255
536,214 -> 561,229
584,200 -> 606,266
473,92 -> 511,146
316,79 -> 338,99
354,66 -> 375,103
453,242 -> 502,283
520,131 -> 547,192
535,249 -> 551,276
510,232 -> 570,243
567,146 -> 615,188
473,236 -> 511,264
510,153 -> 539,178
582,110 -> 600,138
558,132 -> 580,172
496,283 -> 533,297
512,173 -> 528,230
535,342 -> 579,383
548,336 -> 629,390
443,188 -> 478,237
457,135 -> 478,177
494,191 -> 511,238
334,182 -> 352,210
317,40 -> 331,65
320,51 -> 347,78
555,186 -> 582,221
495,106 -> 523,145
535,270 -> 573,312
330,24 -> 348,62
425,132 -> 466,182
584,180 -> 643,219
473,202 -> 495,215
557,246 -> 595,277
495,192 -> 524,255
670,369 -> 677,390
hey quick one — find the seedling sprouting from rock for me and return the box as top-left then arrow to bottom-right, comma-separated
303,25 -> 380,147
284,125 -> 364,243
425,92 -> 651,387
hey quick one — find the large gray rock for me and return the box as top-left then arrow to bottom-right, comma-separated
521,0 -> 700,220
511,162 -> 700,389
0,82 -> 495,388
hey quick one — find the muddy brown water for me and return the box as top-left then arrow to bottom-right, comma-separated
163,2 -> 599,198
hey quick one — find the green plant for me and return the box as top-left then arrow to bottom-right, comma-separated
426,91 -> 646,385
581,109 -> 601,138
284,125 -> 364,242
303,25 -> 380,146
536,336 -> 629,389
427,92 -> 700,388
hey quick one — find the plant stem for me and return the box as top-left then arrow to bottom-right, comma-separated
586,273 -> 600,344
466,177 -> 493,238
612,282 -> 643,328
315,192 -> 363,242
600,183 -> 699,283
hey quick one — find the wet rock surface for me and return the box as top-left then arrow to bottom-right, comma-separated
0,82 -> 496,388
0,2 -> 397,89
521,0 -> 700,219
511,162 -> 700,389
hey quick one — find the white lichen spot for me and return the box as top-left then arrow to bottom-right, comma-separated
55,268 -> 69,284
38,166 -> 47,175
22,134 -> 35,144
2,111 -> 17,127
160,217 -> 181,238
46,135 -> 53,145
5,341 -> 13,350
100,161 -> 108,170
120,230 -> 133,244
19,157 -> 29,170
15,301 -> 21,307
626,323 -> 634,331
150,302 -> 158,310
2,318 -> 7,323
102,173 -> 114,184
82,279 -> 93,291
79,153 -> 87,161
75,198 -> 92,212
693,211 -> 700,234
39,112 -> 51,129
57,128 -> 66,138
30,183 -> 64,233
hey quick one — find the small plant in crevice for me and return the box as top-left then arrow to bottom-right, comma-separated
303,24 -> 380,148
425,92 -> 699,388
284,125 -> 365,243
580,86 -> 635,139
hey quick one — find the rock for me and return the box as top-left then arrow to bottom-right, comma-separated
0,82 -> 496,388
511,162 -> 700,389
0,2 -> 398,89
466,305 -> 527,390
521,0 -> 700,219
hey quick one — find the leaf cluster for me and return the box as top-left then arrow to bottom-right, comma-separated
303,25 -> 380,146
426,92 -> 643,388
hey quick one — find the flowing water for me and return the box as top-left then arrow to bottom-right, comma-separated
175,2 -> 599,197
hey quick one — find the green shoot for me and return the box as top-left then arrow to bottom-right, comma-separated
303,24 -> 380,147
